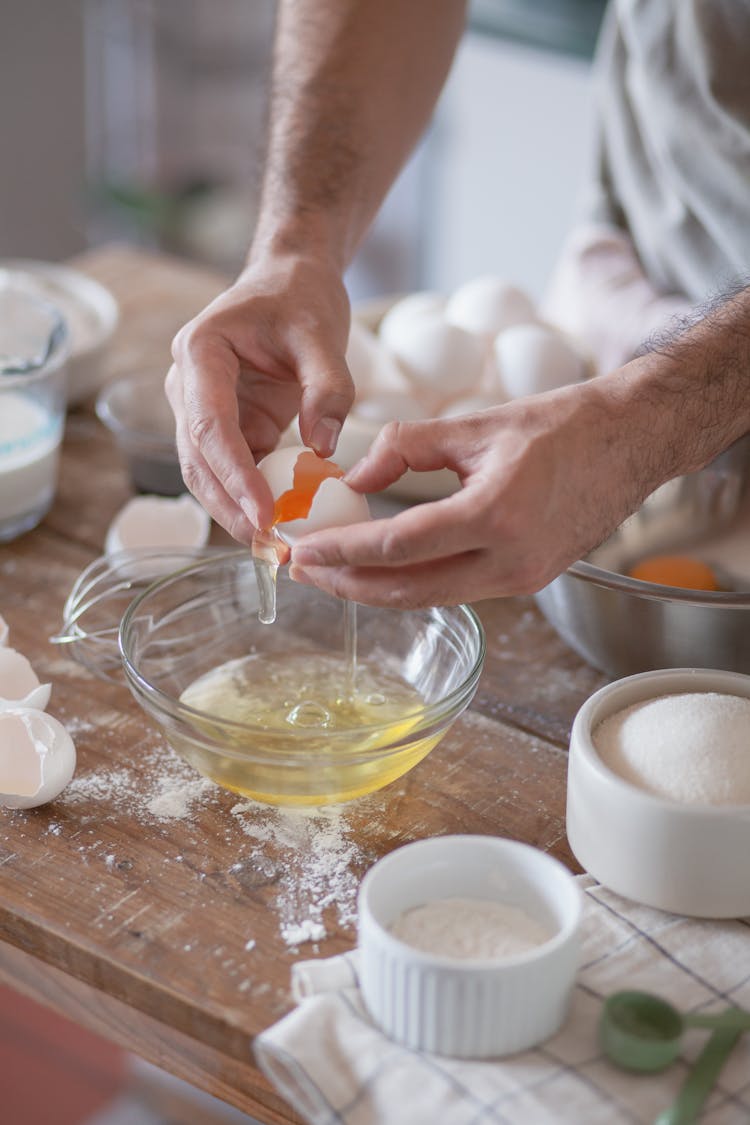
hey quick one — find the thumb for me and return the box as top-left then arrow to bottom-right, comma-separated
295,341 -> 355,458
345,417 -> 473,493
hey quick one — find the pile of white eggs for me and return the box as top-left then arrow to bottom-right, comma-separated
0,614 -> 76,809
346,275 -> 591,424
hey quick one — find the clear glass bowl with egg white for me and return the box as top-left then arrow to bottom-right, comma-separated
567,667 -> 750,918
119,552 -> 484,806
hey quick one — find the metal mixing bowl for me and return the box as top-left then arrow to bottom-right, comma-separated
535,439 -> 750,677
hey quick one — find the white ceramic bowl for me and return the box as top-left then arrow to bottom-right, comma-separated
357,835 -> 582,1058
567,667 -> 750,918
0,259 -> 119,405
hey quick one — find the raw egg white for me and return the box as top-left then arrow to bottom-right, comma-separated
0,707 -> 76,809
257,445 -> 370,546
0,647 -> 51,712
445,276 -> 536,339
494,323 -> 586,399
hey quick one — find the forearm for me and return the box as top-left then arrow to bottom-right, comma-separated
251,0 -> 467,269
587,285 -> 750,504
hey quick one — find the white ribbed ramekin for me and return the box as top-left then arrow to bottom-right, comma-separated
357,835 -> 582,1058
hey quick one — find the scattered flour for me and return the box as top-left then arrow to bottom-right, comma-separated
391,897 -> 551,960
146,776 -> 217,821
594,692 -> 750,805
231,800 -> 371,947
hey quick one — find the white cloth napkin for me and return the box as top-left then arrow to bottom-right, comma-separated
255,876 -> 750,1125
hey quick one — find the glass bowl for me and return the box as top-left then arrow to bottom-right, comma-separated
96,372 -> 185,496
119,552 -> 485,806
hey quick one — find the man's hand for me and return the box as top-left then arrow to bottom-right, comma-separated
166,252 -> 353,543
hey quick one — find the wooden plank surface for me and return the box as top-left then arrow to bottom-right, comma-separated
0,245 -> 606,1121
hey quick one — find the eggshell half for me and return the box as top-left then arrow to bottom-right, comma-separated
257,445 -> 370,546
105,494 -> 211,555
445,277 -> 536,338
0,707 -> 76,809
0,647 -> 51,712
494,324 -> 586,399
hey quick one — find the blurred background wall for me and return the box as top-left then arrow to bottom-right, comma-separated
0,0 -> 604,301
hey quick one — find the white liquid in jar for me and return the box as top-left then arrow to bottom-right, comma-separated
0,391 -> 62,524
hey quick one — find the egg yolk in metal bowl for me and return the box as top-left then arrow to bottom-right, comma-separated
628,555 -> 721,591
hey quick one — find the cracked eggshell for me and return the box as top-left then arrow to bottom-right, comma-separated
258,445 -> 370,546
445,276 -> 536,339
105,494 -> 211,556
347,318 -> 410,399
0,647 -> 51,711
0,707 -> 76,809
494,323 -> 586,399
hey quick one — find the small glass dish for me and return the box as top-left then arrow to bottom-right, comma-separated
119,552 -> 485,806
96,372 -> 184,495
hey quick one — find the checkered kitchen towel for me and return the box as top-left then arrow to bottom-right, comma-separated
255,876 -> 750,1124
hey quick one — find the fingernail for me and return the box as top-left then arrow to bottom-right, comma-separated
310,417 -> 341,457
239,497 -> 259,527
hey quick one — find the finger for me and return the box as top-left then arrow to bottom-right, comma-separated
344,416 -> 486,493
170,380 -> 259,546
169,340 -> 275,528
291,486 -> 487,569
294,338 -> 355,457
289,550 -> 491,609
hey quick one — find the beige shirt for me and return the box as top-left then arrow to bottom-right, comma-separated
590,0 -> 750,301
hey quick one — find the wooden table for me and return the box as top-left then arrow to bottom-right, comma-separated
0,246 -> 607,1124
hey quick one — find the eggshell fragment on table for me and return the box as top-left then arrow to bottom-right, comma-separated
105,493 -> 211,555
494,323 -> 586,399
0,647 -> 51,712
445,276 -> 536,338
257,444 -> 370,546
0,707 -> 76,809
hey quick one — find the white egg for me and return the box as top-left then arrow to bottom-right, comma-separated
347,318 -> 409,398
354,392 -> 430,424
494,324 -> 586,399
0,647 -> 51,712
380,308 -> 485,397
257,444 -> 370,546
105,494 -> 211,555
0,614 -> 8,646
378,291 -> 447,352
445,277 -> 536,338
0,707 -> 76,809
438,394 -> 500,419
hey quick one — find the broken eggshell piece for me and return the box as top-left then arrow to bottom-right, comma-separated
0,708 -> 76,809
104,494 -> 211,578
0,647 -> 51,711
257,444 -> 370,547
